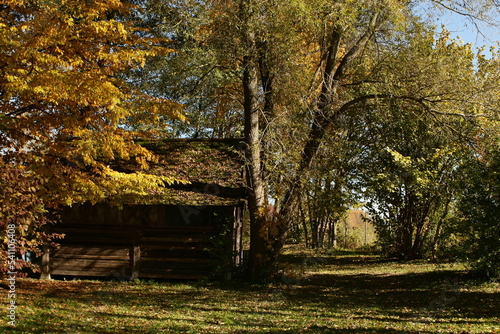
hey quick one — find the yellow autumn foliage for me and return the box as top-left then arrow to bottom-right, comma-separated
0,0 -> 185,208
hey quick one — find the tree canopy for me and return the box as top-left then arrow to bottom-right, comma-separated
0,0 -> 184,272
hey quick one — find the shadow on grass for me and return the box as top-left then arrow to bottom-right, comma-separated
283,260 -> 499,321
8,252 -> 499,334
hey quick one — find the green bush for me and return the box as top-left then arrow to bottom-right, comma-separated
456,147 -> 500,279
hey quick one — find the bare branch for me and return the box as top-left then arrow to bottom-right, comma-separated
431,0 -> 489,22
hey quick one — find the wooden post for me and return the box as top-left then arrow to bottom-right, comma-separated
130,230 -> 140,280
40,250 -> 51,280
40,224 -> 51,279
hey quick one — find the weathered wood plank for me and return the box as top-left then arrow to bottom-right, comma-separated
50,269 -> 130,277
53,246 -> 129,255
141,248 -> 209,256
140,257 -> 210,263
51,226 -> 132,233
55,239 -> 132,246
140,236 -> 210,243
54,254 -> 128,260
51,259 -> 129,269
139,245 -> 208,251
141,227 -> 216,233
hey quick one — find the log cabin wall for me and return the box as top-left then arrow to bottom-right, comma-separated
41,139 -> 247,280
46,203 -> 244,280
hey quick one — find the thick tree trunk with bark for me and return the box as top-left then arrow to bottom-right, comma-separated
243,52 -> 271,279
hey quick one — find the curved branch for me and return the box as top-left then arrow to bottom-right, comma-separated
6,103 -> 43,117
337,94 -> 496,120
431,0 -> 492,23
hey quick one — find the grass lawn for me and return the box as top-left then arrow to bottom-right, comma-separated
2,248 -> 499,333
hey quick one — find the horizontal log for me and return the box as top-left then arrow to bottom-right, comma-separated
141,227 -> 216,234
139,240 -> 208,246
139,245 -> 208,251
52,249 -> 128,257
51,259 -> 129,269
141,230 -> 212,235
141,261 -> 210,269
141,250 -> 210,259
140,257 -> 210,263
53,254 -> 128,260
51,269 -> 131,277
140,236 -> 210,243
52,226 -> 132,234
53,225 -> 217,234
53,235 -> 132,243
53,247 -> 129,256
139,262 -> 211,271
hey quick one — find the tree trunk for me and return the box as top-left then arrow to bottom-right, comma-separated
243,51 -> 270,280
328,218 -> 337,248
431,196 -> 451,260
299,200 -> 310,248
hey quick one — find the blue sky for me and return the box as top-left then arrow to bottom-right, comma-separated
419,4 -> 500,58
436,11 -> 499,55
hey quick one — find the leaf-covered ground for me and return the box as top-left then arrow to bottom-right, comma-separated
2,250 -> 499,333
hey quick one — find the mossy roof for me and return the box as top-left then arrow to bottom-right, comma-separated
117,139 -> 246,206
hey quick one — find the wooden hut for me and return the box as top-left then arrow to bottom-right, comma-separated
42,139 -> 246,280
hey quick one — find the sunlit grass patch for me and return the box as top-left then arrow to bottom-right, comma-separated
2,250 -> 499,333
